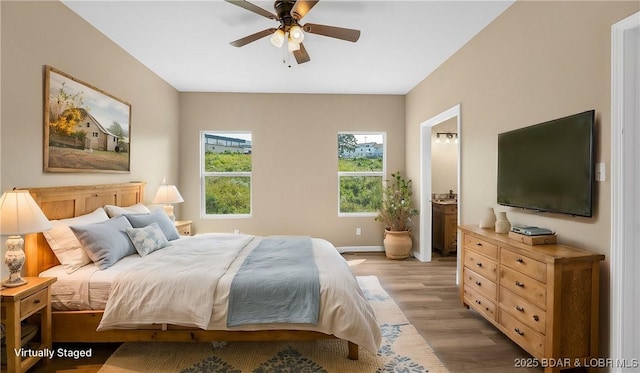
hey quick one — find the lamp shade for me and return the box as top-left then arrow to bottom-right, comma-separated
270,29 -> 285,48
289,25 -> 304,44
152,185 -> 184,205
0,190 -> 52,235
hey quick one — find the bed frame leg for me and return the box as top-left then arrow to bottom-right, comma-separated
347,341 -> 359,360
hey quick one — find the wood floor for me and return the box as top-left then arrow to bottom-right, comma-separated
21,252 -> 584,373
348,252 -> 545,373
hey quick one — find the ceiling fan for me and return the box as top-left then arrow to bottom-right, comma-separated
225,0 -> 361,65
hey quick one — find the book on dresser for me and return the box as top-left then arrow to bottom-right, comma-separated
459,225 -> 604,373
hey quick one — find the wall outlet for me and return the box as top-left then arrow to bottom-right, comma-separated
356,228 -> 361,236
233,229 -> 240,234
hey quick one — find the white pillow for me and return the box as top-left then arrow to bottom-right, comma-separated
104,203 -> 150,218
42,207 -> 110,273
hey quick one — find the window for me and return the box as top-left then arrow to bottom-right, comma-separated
338,132 -> 385,215
201,131 -> 252,217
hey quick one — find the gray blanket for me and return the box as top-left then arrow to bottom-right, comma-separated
227,236 -> 320,327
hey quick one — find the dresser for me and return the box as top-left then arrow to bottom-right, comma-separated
432,201 -> 457,256
459,225 -> 604,372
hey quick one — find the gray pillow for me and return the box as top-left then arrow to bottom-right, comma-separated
126,222 -> 170,256
71,216 -> 137,270
124,209 -> 180,241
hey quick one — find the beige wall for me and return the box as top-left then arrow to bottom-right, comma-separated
0,1 -> 180,201
431,117 -> 458,196
179,93 -> 405,247
405,0 -> 639,357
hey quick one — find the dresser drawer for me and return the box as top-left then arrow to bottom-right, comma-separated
500,310 -> 545,357
500,266 -> 547,307
500,287 -> 546,334
175,221 -> 192,236
463,234 -> 497,259
464,285 -> 497,321
20,288 -> 48,318
501,248 -> 547,283
464,249 -> 497,282
463,267 -> 497,301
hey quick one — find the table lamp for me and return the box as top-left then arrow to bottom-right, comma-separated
0,189 -> 52,287
152,184 -> 184,222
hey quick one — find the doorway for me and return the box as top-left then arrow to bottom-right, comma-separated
610,11 -> 639,370
416,104 -> 461,263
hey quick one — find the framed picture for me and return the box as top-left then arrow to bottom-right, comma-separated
44,66 -> 131,173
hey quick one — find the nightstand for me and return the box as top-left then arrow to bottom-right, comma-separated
175,220 -> 192,236
1,277 -> 56,373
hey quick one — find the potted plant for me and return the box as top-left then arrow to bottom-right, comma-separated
375,171 -> 419,259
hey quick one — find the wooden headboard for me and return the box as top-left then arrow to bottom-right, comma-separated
22,182 -> 146,277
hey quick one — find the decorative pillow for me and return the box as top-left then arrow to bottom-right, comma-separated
126,222 -> 170,256
104,203 -> 150,218
42,207 -> 110,274
70,216 -> 137,270
124,209 -> 180,241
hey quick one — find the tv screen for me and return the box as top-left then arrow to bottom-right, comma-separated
497,110 -> 595,217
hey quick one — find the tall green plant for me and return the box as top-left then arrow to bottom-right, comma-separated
375,172 -> 419,231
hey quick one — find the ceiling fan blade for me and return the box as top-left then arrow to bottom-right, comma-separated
224,0 -> 277,20
293,43 -> 311,64
302,23 -> 361,42
230,28 -> 277,47
290,0 -> 319,20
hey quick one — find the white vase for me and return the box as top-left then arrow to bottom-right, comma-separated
479,207 -> 496,228
495,211 -> 511,234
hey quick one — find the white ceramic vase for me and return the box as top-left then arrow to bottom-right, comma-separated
495,211 -> 511,234
479,207 -> 496,228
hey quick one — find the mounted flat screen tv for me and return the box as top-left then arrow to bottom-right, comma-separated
497,110 -> 595,217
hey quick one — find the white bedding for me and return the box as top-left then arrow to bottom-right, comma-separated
40,233 -> 382,354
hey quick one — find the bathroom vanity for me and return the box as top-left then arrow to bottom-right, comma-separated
432,200 -> 458,256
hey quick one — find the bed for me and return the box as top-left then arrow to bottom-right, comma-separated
23,182 -> 381,360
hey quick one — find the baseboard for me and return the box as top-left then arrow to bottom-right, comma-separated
336,246 -> 384,253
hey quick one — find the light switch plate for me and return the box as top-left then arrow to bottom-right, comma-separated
595,162 -> 606,181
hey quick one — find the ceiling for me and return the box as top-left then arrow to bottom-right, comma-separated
62,1 -> 514,95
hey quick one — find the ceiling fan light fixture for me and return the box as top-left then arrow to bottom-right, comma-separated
288,25 -> 304,44
270,29 -> 285,48
287,39 -> 301,52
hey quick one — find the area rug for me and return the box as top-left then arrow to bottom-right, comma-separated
98,276 -> 448,373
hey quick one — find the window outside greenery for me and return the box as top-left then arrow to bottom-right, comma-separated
201,132 -> 252,216
338,133 -> 385,215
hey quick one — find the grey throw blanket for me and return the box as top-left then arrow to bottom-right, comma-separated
227,236 -> 320,327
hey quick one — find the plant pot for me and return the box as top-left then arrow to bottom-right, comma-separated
383,230 -> 412,260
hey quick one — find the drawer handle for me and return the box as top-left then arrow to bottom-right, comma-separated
33,299 -> 41,305
475,281 -> 482,286
533,315 -> 540,322
476,262 -> 483,267
475,299 -> 482,305
515,305 -> 524,312
515,281 -> 524,287
514,328 -> 524,336
516,258 -> 524,263
475,242 -> 483,246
